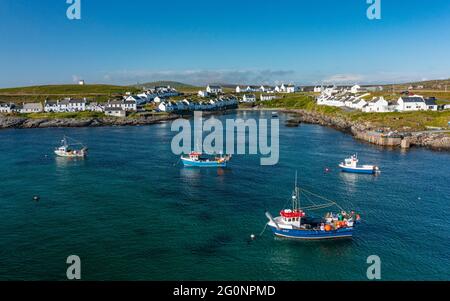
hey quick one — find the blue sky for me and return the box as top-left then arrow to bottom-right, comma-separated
0,0 -> 449,87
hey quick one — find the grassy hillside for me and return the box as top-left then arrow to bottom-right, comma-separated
134,81 -> 201,93
0,84 -> 137,95
0,84 -> 140,103
382,78 -> 450,91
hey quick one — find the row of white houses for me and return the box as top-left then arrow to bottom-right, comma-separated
0,98 -> 138,115
157,97 -> 238,112
313,84 -> 384,94
236,84 -> 297,94
133,86 -> 180,104
317,93 -> 440,112
239,94 -> 280,103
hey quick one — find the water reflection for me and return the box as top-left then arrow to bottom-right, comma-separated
55,156 -> 86,168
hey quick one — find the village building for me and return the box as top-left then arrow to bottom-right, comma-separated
20,102 -> 43,113
206,85 -> 222,94
0,102 -> 14,113
362,97 -> 390,112
396,95 -> 427,111
57,98 -> 87,112
242,94 -> 256,103
260,94 -> 278,101
425,98 -> 438,111
198,90 -> 209,97
104,107 -> 126,117
106,99 -> 137,112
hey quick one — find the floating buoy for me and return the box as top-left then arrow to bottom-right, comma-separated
33,195 -> 40,202
250,234 -> 256,240
324,167 -> 330,173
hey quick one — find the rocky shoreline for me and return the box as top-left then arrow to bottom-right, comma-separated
1,109 -> 449,151
282,109 -> 450,151
0,114 -> 180,129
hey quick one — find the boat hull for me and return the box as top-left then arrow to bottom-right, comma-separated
339,164 -> 375,174
268,225 -> 353,240
54,150 -> 86,158
181,157 -> 227,167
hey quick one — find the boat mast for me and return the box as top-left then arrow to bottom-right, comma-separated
292,171 -> 300,211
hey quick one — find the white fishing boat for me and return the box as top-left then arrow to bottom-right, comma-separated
339,154 -> 380,174
54,136 -> 88,158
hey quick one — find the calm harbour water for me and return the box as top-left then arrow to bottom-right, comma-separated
0,110 -> 449,280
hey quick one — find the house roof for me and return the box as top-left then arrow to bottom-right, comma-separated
401,97 -> 425,103
425,98 -> 437,106
105,107 -> 124,112
23,103 -> 43,109
208,85 -> 222,89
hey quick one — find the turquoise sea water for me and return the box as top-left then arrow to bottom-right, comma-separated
0,111 -> 449,280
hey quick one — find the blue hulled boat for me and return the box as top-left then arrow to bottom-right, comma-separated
181,151 -> 231,167
266,174 -> 361,240
339,154 -> 380,174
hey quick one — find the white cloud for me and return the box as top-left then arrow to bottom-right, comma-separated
101,69 -> 296,86
323,74 -> 365,84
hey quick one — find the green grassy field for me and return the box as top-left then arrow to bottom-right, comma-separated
0,84 -> 140,103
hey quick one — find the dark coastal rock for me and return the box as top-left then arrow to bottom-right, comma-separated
0,116 -> 27,128
0,114 -> 179,129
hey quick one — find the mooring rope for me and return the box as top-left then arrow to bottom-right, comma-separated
259,223 -> 268,237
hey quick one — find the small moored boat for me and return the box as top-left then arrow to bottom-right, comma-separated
54,136 -> 88,158
339,154 -> 379,174
266,173 -> 361,240
181,151 -> 231,167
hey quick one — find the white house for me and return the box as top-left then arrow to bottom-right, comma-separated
206,85 -> 222,94
86,102 -> 104,112
350,85 -> 361,94
242,94 -> 256,103
314,86 -> 323,93
362,97 -> 390,112
21,102 -> 43,113
44,100 -> 59,112
198,90 -> 209,97
352,99 -> 367,110
424,98 -> 438,111
105,107 -> 126,117
125,95 -> 145,105
235,86 -> 243,93
107,99 -> 137,112
260,85 -> 275,93
158,101 -> 176,112
246,86 -> 260,92
444,104 -> 450,110
78,80 -> 85,85
284,84 -> 297,93
58,98 -> 87,112
260,94 -> 278,101
280,84 -> 296,93
153,96 -> 167,103
396,95 -> 427,111
0,103 -> 14,113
